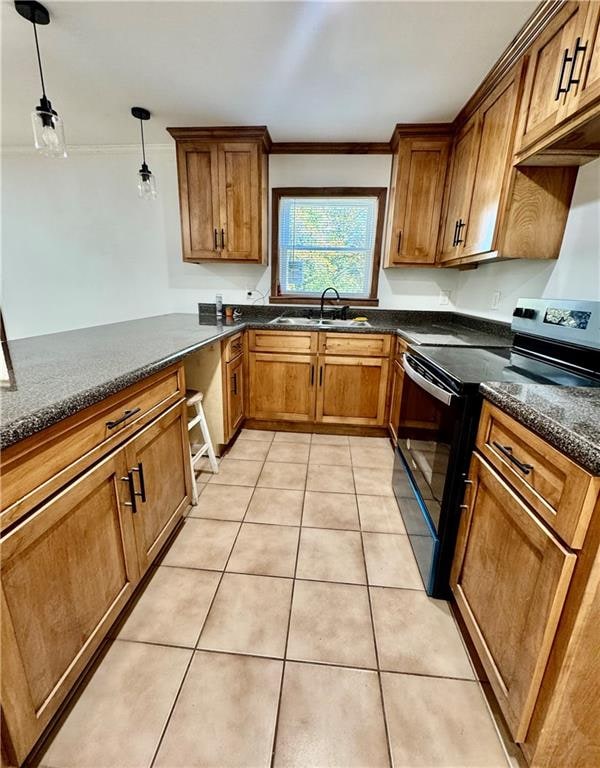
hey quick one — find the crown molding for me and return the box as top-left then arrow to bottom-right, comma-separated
166,125 -> 272,151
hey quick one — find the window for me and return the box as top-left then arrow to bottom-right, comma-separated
271,188 -> 386,304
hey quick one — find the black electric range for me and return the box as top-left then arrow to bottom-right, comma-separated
393,298 -> 600,598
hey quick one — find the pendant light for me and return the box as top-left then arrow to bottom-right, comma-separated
131,107 -> 157,199
15,1 -> 67,158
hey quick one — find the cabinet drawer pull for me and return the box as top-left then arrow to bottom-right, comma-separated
397,231 -> 402,254
106,407 -> 141,430
455,219 -> 465,245
221,228 -> 226,249
310,365 -> 315,386
122,471 -> 138,513
452,220 -> 459,247
319,366 -> 323,387
214,228 -> 219,249
566,37 -> 588,92
231,372 -> 238,395
555,47 -> 571,100
492,441 -> 533,475
131,462 -> 146,503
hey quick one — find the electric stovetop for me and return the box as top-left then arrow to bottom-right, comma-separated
409,345 -> 600,393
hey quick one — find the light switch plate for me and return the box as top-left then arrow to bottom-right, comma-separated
439,290 -> 451,306
491,290 -> 501,310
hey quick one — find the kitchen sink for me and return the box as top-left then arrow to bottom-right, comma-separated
269,316 -> 371,328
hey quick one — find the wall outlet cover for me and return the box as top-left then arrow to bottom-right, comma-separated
439,290 -> 451,306
491,290 -> 501,310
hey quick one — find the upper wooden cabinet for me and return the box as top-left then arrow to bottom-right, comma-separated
384,127 -> 451,266
438,61 -> 578,267
168,127 -> 270,264
514,1 -> 600,164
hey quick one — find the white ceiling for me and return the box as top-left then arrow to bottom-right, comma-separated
1,0 -> 537,147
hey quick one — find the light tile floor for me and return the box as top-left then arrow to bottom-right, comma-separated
37,429 -> 513,768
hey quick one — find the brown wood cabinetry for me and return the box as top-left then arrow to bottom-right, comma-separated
514,1 -> 600,164
1,369 -> 191,766
247,330 -> 390,427
221,332 -> 245,443
438,61 -> 578,266
168,127 -> 270,264
452,400 -> 600,766
384,129 -> 451,266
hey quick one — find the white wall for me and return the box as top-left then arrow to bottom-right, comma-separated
453,159 -> 600,322
1,147 -> 598,339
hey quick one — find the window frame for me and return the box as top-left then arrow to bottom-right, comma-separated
270,187 -> 387,305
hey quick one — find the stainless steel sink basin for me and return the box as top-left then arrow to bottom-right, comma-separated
269,316 -> 371,328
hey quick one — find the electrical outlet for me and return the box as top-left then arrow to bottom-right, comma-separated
491,290 -> 501,310
439,290 -> 451,306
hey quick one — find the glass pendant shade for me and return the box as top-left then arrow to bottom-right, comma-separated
31,103 -> 66,158
137,164 -> 157,199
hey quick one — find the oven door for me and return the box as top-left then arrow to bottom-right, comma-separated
393,353 -> 463,595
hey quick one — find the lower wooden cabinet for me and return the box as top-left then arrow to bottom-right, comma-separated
451,452 -> 577,742
1,396 -> 191,765
316,355 -> 389,426
388,358 -> 404,441
1,451 -> 140,764
125,403 -> 191,574
224,353 -> 244,439
248,352 -> 316,422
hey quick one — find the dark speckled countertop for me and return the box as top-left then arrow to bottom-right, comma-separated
481,383 -> 600,475
1,309 -> 512,449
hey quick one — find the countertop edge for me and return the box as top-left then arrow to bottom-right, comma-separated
480,383 -> 600,475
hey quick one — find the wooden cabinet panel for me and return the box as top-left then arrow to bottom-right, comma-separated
249,330 -> 318,354
461,70 -> 520,257
570,2 -> 600,113
248,352 -> 316,422
218,142 -> 259,260
319,332 -> 391,357
437,118 -> 479,262
385,137 -> 450,266
451,454 -> 576,742
223,332 -> 244,363
176,142 -> 221,260
477,402 -> 598,548
515,2 -> 587,154
224,354 -> 244,440
1,451 -> 139,763
388,358 -> 404,441
316,356 -> 389,426
125,403 -> 191,573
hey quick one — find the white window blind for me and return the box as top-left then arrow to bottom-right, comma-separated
278,196 -> 378,298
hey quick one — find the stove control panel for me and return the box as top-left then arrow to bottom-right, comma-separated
512,298 -> 599,350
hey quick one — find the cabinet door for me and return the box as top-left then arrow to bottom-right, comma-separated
125,403 -> 191,574
437,118 -> 479,263
248,353 -> 316,422
218,142 -> 260,261
515,2 -> 586,153
451,454 -> 576,742
225,354 -> 244,441
568,2 -> 600,114
316,356 -> 389,426
176,141 -> 221,260
386,138 -> 450,266
1,451 -> 139,764
461,68 -> 521,257
388,358 -> 404,441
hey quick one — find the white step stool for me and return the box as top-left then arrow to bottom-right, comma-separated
186,389 -> 218,503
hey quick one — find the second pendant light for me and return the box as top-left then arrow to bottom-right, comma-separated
131,107 -> 157,200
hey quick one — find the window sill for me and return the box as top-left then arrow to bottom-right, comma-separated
269,296 -> 380,307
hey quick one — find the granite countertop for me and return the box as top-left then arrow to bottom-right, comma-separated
481,383 -> 600,475
1,309 -> 512,449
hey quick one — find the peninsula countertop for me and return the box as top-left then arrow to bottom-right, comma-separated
1,310 -> 511,449
480,382 -> 600,475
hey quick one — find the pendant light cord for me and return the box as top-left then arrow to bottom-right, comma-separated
140,119 -> 147,165
32,22 -> 47,98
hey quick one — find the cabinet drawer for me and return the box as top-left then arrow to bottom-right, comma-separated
319,333 -> 391,357
223,331 -> 244,362
395,336 -> 408,359
248,330 -> 317,354
1,365 -> 185,531
477,401 -> 598,548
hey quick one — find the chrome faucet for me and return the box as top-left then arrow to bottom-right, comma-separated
320,287 -> 340,320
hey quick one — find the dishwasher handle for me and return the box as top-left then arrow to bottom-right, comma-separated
402,353 -> 455,406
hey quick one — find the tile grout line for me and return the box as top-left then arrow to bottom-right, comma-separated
353,460 -> 395,768
148,439 -> 274,768
268,435 -> 312,768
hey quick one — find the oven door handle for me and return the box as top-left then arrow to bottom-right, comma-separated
402,353 -> 454,406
